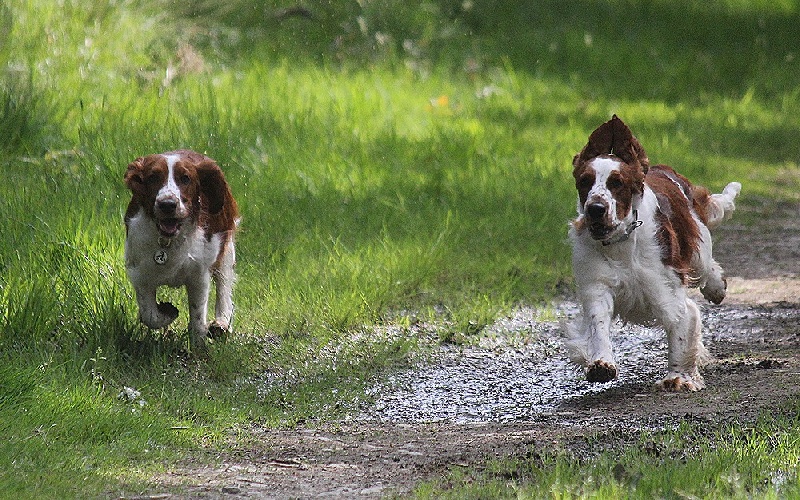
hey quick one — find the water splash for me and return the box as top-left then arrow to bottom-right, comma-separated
360,304 -> 669,423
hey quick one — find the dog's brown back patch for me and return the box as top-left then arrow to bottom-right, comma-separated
646,165 -> 702,283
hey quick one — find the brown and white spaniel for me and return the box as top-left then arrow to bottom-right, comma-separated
567,116 -> 740,391
124,150 -> 239,348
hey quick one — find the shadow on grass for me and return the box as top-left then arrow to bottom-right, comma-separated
170,0 -> 800,102
467,0 -> 799,100
160,0 -> 800,169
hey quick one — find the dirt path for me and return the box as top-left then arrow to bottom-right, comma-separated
149,198 -> 800,499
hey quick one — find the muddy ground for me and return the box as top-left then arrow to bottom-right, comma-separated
147,197 -> 800,499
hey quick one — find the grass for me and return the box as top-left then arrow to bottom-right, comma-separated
414,412 -> 800,498
1,0 -> 800,496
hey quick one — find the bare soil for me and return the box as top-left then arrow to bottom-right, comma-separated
144,198 -> 800,499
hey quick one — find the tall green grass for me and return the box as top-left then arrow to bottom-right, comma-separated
1,0 -> 800,496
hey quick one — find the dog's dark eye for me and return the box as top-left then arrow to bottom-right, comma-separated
607,177 -> 624,190
577,175 -> 594,190
178,174 -> 191,185
145,174 -> 160,185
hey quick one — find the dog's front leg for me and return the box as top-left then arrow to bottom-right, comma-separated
210,240 -> 236,338
658,298 -> 708,392
570,286 -> 618,383
186,275 -> 211,348
132,282 -> 178,330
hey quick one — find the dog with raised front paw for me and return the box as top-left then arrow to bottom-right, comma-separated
124,150 -> 239,348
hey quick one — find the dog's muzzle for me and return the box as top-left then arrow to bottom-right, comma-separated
154,198 -> 187,238
584,202 -> 615,240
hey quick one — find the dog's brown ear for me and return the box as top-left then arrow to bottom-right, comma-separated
574,118 -> 614,167
196,159 -> 228,215
608,115 -> 649,173
124,157 -> 145,194
573,115 -> 649,173
196,158 -> 239,232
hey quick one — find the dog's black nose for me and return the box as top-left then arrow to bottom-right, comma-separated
157,199 -> 178,214
586,203 -> 607,219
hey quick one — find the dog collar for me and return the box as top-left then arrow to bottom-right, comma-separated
601,210 -> 642,246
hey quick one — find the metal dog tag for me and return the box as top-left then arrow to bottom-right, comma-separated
153,249 -> 168,265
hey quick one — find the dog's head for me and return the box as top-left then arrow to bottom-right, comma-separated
571,115 -> 649,243
124,150 -> 231,239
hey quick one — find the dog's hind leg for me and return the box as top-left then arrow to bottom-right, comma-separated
693,225 -> 728,305
657,297 -> 709,392
692,182 -> 739,304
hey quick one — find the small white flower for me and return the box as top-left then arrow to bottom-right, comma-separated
118,386 -> 141,402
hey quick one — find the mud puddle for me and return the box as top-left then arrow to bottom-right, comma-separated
359,296 -> 800,424
360,304 -> 668,423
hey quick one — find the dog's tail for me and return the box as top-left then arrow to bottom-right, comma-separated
703,181 -> 741,230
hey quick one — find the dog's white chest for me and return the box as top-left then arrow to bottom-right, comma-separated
124,209 -> 220,288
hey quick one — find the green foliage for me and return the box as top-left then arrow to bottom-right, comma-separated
0,0 -> 799,496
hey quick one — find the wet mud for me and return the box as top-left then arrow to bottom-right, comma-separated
361,305 -> 667,423
361,299 -> 800,425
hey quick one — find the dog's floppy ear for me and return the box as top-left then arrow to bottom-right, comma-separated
124,157 -> 146,195
196,158 -> 239,232
608,115 -> 649,173
196,159 -> 230,215
573,115 -> 649,173
574,118 -> 614,167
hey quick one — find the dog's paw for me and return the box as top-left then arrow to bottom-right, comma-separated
190,336 -> 210,357
656,372 -> 705,392
140,302 -> 179,329
700,276 -> 727,305
586,360 -> 618,383
189,325 -> 211,354
208,320 -> 230,340
700,286 -> 726,305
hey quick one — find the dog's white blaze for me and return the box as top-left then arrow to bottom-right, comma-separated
584,157 -> 621,217
156,154 -> 182,203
